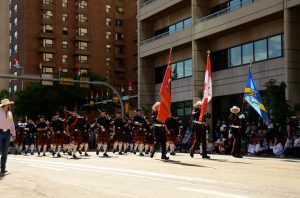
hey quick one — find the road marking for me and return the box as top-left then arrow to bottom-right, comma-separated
178,187 -> 250,198
28,164 -> 66,171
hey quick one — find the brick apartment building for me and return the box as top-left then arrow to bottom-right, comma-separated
9,0 -> 137,95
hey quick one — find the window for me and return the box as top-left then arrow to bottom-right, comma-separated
62,68 -> 68,73
13,31 -> 18,40
43,67 -> 53,74
14,18 -> 17,26
115,45 -> 124,54
43,53 -> 54,62
42,24 -> 53,33
78,55 -> 88,64
42,0 -> 53,5
62,55 -> 68,63
229,46 -> 241,67
77,0 -> 88,9
183,18 -> 192,27
106,18 -> 112,26
242,43 -> 253,64
62,13 -> 68,22
13,44 -> 18,53
42,10 -> 53,19
77,14 -> 88,22
106,44 -> 111,53
116,7 -> 124,15
77,41 -> 88,50
106,31 -> 112,40
13,4 -> 17,13
43,39 -> 54,47
115,33 -> 124,41
106,58 -> 111,66
77,28 -> 88,36
184,59 -> 193,77
62,41 -> 68,49
80,69 -> 88,75
10,36 -> 12,43
254,39 -> 267,61
116,19 -> 124,28
62,0 -> 68,8
13,85 -> 17,93
106,5 -> 111,13
268,35 -> 282,59
175,21 -> 184,32
115,59 -> 125,67
62,27 -> 68,35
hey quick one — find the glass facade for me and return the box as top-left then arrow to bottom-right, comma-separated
212,34 -> 283,72
154,17 -> 192,36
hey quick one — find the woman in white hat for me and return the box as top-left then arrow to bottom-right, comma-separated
190,100 -> 211,159
0,99 -> 16,174
150,102 -> 169,160
229,106 -> 245,158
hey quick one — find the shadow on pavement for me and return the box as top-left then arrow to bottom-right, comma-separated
209,158 -> 253,165
157,159 -> 211,168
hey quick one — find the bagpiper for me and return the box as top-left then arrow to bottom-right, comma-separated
24,117 -> 36,155
229,106 -> 245,158
50,113 -> 64,157
66,109 -> 83,159
36,115 -> 50,156
96,109 -> 111,157
78,116 -> 91,157
144,117 -> 154,155
112,112 -> 126,155
190,101 -> 210,159
124,117 -> 134,153
150,102 -> 169,160
15,120 -> 26,155
165,113 -> 179,155
132,109 -> 146,156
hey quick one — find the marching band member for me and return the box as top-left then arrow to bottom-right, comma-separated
36,115 -> 50,156
165,113 -> 179,156
50,113 -> 64,157
24,117 -> 36,155
66,109 -> 82,159
132,109 -> 146,156
96,109 -> 111,157
112,112 -> 126,155
124,117 -> 134,153
78,116 -> 91,157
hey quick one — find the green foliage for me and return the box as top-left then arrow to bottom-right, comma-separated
0,89 -> 9,100
264,79 -> 292,129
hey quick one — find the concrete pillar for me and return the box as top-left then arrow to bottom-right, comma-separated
284,3 -> 300,109
0,0 -> 9,91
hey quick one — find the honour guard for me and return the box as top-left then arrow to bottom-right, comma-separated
150,102 -> 169,160
112,112 -> 126,155
24,117 -> 36,155
165,113 -> 179,155
190,101 -> 210,159
132,109 -> 146,156
96,109 -> 111,157
229,106 -> 245,158
36,115 -> 50,156
50,113 -> 64,157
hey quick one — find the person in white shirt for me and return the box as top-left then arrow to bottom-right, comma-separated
0,99 -> 16,174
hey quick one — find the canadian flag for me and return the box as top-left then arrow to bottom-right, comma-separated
199,51 -> 212,122
12,54 -> 20,68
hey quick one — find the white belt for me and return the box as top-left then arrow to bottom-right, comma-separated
231,125 -> 240,129
0,129 -> 9,132
154,124 -> 165,127
193,121 -> 204,125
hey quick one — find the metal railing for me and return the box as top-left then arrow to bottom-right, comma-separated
140,0 -> 157,8
195,0 -> 257,24
140,23 -> 192,46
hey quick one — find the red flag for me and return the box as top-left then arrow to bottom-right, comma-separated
199,51 -> 212,122
157,49 -> 172,123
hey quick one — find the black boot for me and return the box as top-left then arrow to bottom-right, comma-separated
161,155 -> 169,160
96,149 -> 99,155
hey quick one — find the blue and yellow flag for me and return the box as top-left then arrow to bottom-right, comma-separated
244,68 -> 269,124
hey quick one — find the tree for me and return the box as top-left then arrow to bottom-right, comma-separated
264,79 -> 292,131
0,89 -> 9,100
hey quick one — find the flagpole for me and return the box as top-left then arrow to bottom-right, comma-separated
241,59 -> 252,114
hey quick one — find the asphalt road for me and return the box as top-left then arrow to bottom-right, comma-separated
1,152 -> 299,198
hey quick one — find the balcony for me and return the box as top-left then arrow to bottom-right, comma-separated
39,46 -> 56,53
73,35 -> 90,42
75,49 -> 90,55
139,0 -> 185,21
39,32 -> 55,39
139,24 -> 192,58
193,0 -> 283,40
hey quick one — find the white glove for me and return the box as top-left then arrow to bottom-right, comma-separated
239,114 -> 245,119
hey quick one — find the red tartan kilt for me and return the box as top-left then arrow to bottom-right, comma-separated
167,132 -> 177,142
63,134 -> 70,144
133,128 -> 146,143
37,134 -> 48,145
114,129 -> 125,142
51,133 -> 64,145
15,136 -> 24,145
145,134 -> 154,144
97,130 -> 110,144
